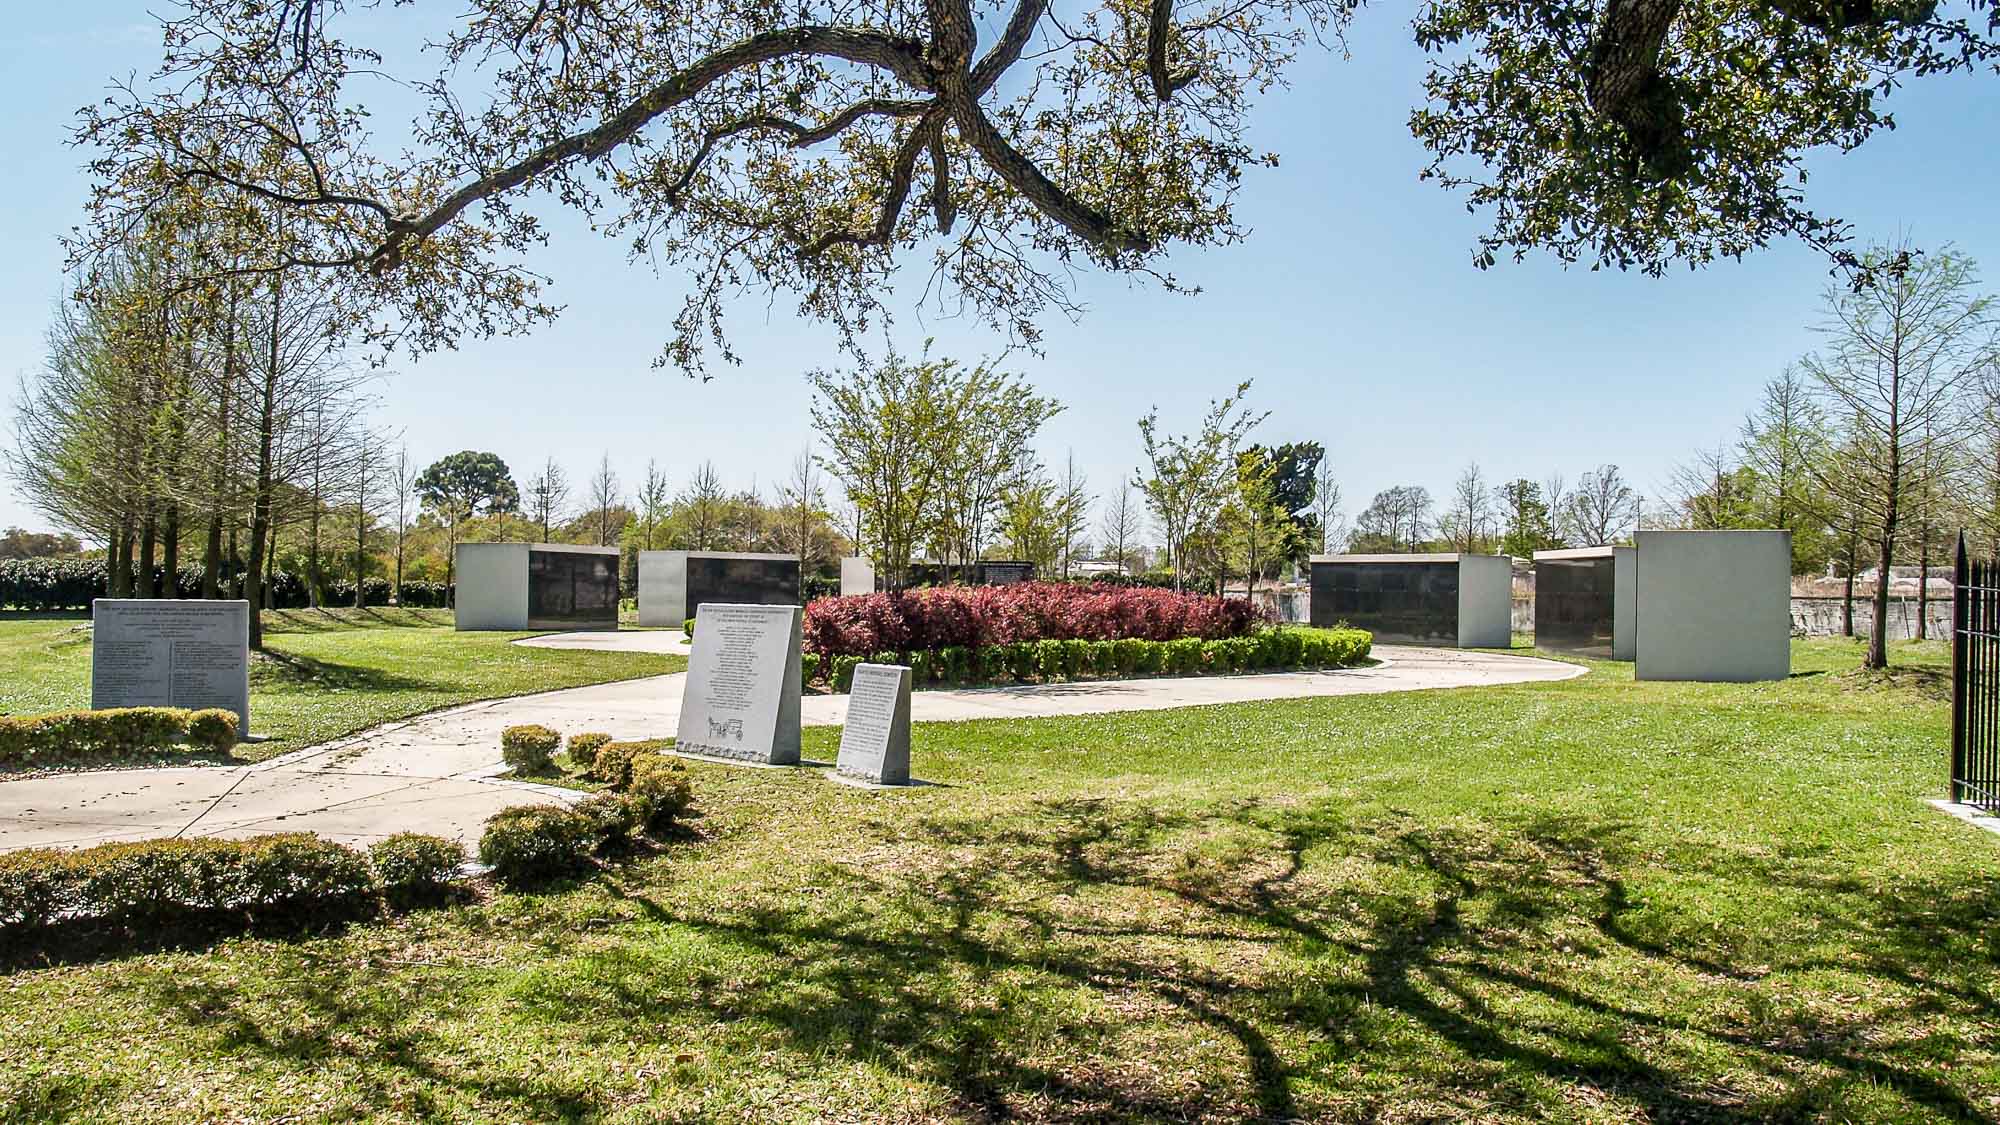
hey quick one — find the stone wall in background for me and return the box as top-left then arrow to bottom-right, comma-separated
1790,596 -> 1952,641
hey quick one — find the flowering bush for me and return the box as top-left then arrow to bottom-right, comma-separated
803,582 -> 1267,659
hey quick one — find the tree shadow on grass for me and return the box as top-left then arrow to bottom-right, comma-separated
106,796 -> 2000,1122
1836,663 -> 1952,702
259,607 -> 445,634
251,648 -> 441,694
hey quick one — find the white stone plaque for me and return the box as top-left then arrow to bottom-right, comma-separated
674,603 -> 803,765
835,663 -> 912,785
90,599 -> 251,737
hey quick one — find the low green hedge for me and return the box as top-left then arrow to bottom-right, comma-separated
480,742 -> 697,887
807,627 -> 1371,690
500,724 -> 561,774
368,833 -> 465,906
565,731 -> 613,770
0,831 -> 465,939
588,739 -> 647,788
477,805 -> 597,886
0,706 -> 244,770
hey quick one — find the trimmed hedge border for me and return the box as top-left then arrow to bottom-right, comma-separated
0,558 -> 451,612
480,741 -> 694,887
0,706 -> 243,771
0,831 -> 465,948
803,627 -> 1372,691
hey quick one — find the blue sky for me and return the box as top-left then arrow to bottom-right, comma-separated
2,3 -> 1996,540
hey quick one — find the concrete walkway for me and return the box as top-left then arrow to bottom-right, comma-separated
0,645 -> 1583,853
513,628 -> 691,655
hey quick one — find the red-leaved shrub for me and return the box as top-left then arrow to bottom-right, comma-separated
803,582 -> 1267,658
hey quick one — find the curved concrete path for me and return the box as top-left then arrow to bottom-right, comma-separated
513,628 -> 691,655
0,646 -> 1582,853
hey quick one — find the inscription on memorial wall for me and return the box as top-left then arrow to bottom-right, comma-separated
674,603 -> 802,765
90,599 -> 251,736
836,663 -> 911,785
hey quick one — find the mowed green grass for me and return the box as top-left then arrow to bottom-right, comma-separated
3,636 -> 1996,1122
0,608 -> 683,762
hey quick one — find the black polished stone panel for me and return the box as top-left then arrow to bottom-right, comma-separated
977,561 -> 1036,586
1535,555 -> 1616,655
687,556 -> 801,617
528,550 -> 619,630
1310,560 -> 1460,642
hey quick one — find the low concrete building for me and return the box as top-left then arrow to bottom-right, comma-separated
1532,546 -> 1636,660
1308,553 -> 1513,648
638,550 -> 801,626
454,543 -> 621,632
1633,529 -> 1791,682
840,556 -> 876,597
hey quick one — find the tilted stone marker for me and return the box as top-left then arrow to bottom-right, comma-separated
90,598 -> 251,738
674,603 -> 803,765
836,663 -> 912,786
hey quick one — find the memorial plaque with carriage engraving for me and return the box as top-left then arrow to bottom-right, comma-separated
90,599 -> 251,738
673,603 -> 802,765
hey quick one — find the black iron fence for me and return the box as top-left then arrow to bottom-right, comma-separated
1953,534 -> 2000,812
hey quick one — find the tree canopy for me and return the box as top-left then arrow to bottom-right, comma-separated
415,451 -> 521,523
70,0 -> 2000,374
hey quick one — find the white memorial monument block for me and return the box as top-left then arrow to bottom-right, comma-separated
90,599 -> 251,737
836,663 -> 912,785
674,603 -> 803,765
840,556 -> 876,597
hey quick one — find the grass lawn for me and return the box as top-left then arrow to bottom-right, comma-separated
3,636 -> 1996,1122
0,608 -> 684,763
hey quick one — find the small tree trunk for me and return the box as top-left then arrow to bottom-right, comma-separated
138,511 -> 158,598
1841,527 -> 1858,637
307,506 -> 323,610
244,273 -> 282,649
162,504 -> 180,597
109,522 -> 131,598
354,507 -> 367,609
202,309 -> 236,600
1867,525 -> 1896,670
1917,530 -> 1931,642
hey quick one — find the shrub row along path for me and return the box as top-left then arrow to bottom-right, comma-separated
0,638 -> 1582,853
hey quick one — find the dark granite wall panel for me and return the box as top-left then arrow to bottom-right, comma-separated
687,556 -> 801,616
1534,556 -> 1616,655
528,551 -> 619,630
977,561 -> 1036,586
1310,561 -> 1460,642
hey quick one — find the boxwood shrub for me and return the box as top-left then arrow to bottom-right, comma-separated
573,792 -> 642,851
368,834 -> 464,905
565,731 -> 613,770
624,753 -> 694,833
0,706 -> 244,770
500,724 -> 561,774
0,833 -> 381,937
477,805 -> 597,887
588,739 -> 647,788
